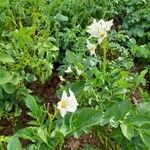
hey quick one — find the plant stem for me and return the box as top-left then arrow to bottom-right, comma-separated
59,140 -> 63,150
103,47 -> 107,75
102,38 -> 108,75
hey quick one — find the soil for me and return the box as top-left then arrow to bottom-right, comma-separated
134,59 -> 150,94
0,118 -> 14,136
131,90 -> 141,105
63,133 -> 102,150
0,107 -> 31,137
27,72 -> 60,114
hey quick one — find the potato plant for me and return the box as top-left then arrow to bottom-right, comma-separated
0,0 -> 150,150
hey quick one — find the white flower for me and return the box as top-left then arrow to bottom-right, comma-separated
75,66 -> 82,76
86,40 -> 96,56
59,75 -> 66,82
65,65 -> 72,73
87,19 -> 113,44
57,89 -> 78,117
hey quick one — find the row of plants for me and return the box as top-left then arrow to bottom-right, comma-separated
0,0 -> 150,149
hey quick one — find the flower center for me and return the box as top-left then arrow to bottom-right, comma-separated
61,100 -> 66,108
99,31 -> 106,37
90,45 -> 96,51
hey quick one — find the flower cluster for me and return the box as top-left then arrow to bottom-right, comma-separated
86,19 -> 113,55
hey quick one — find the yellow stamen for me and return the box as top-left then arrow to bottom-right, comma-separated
61,100 -> 66,108
99,31 -> 106,37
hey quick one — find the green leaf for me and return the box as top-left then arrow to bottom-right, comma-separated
0,69 -> 13,84
23,94 -> 41,118
16,127 -> 37,142
138,123 -> 150,148
132,115 -> 150,126
37,128 -> 48,144
118,100 -> 131,118
139,132 -> 150,148
0,135 -> 9,143
2,83 -> 16,94
0,52 -> 15,63
120,122 -> 134,140
65,51 -> 76,63
134,28 -> 144,37
0,87 -> 4,99
82,145 -> 99,150
140,124 -> 150,134
25,73 -> 37,82
139,124 -> 150,148
54,13 -> 68,22
135,70 -> 147,88
71,108 -> 103,132
7,136 -> 22,150
9,73 -> 21,85
110,116 -> 119,128
137,102 -> 150,114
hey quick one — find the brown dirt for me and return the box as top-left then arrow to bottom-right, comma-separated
18,107 -> 31,128
0,118 -> 14,136
145,74 -> 150,95
131,90 -> 141,105
134,60 -> 150,94
27,72 -> 60,113
0,107 -> 31,136
63,133 -> 102,150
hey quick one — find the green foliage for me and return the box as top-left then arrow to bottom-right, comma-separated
0,0 -> 59,83
0,0 -> 59,118
0,0 -> 150,149
116,0 -> 150,43
0,51 -> 15,63
70,108 -> 103,134
6,95 -> 105,149
24,94 -> 46,126
7,136 -> 22,150
0,68 -> 21,117
57,5 -> 150,147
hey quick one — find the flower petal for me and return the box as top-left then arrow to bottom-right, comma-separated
57,101 -> 62,110
98,37 -> 104,44
66,89 -> 78,112
60,109 -> 67,118
86,40 -> 96,56
59,75 -> 66,82
61,90 -> 68,101
87,19 -> 113,40
69,89 -> 75,99
105,20 -> 113,31
66,99 -> 78,112
58,89 -> 78,117
87,19 -> 100,38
